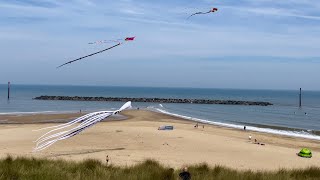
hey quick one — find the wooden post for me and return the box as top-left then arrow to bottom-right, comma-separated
7,82 -> 10,100
299,88 -> 302,108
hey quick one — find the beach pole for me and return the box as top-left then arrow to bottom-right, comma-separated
7,82 -> 10,100
299,88 -> 302,108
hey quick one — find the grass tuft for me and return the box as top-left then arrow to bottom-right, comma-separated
0,156 -> 319,180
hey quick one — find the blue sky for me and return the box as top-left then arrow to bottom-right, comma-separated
0,0 -> 320,90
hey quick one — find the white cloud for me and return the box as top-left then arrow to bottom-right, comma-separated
219,5 -> 320,21
1,0 -> 320,59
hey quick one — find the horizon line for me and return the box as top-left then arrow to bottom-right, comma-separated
0,83 -> 319,92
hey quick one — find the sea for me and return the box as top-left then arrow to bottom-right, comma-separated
1,84 -> 320,140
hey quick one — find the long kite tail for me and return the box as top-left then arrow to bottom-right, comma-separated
57,42 -> 122,68
34,112 -> 108,143
35,112 -> 110,145
34,113 -> 111,151
187,10 -> 214,19
33,111 -> 100,132
187,12 -> 202,19
33,101 -> 132,152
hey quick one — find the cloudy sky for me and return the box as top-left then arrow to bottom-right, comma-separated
0,0 -> 320,90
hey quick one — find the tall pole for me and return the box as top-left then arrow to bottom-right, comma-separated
7,82 -> 10,100
299,88 -> 302,108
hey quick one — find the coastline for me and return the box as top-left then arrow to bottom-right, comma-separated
153,108 -> 320,141
0,110 -> 319,170
1,108 -> 320,140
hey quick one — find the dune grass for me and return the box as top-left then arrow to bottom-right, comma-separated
0,156 -> 319,180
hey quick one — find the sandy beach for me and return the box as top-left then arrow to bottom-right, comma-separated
0,110 -> 319,171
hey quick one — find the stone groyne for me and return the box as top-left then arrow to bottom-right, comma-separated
33,96 -> 273,106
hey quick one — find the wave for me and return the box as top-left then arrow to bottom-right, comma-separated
149,107 -> 320,141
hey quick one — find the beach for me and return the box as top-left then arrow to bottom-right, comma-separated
0,110 -> 319,171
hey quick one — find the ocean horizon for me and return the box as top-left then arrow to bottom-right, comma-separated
1,84 -> 320,140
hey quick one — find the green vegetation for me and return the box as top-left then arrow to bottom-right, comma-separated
0,156 -> 319,180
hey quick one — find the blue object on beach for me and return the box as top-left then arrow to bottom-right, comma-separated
158,125 -> 174,130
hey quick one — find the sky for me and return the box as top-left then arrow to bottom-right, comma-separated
0,0 -> 320,90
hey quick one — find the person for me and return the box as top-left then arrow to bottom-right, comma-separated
249,135 -> 252,141
194,123 -> 198,128
179,167 -> 191,180
244,126 -> 246,131
106,155 -> 109,165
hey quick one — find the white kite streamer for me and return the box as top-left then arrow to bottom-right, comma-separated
33,101 -> 132,152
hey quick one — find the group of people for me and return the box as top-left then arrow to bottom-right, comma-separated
194,123 -> 204,129
248,135 -> 265,145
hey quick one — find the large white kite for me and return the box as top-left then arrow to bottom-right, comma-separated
33,101 -> 132,152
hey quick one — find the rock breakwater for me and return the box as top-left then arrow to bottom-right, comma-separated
33,96 -> 273,106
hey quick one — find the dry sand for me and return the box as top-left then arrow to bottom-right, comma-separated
0,110 -> 319,170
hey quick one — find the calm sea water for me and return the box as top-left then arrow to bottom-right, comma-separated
1,84 -> 320,139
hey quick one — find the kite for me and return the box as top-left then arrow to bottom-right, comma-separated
187,8 -> 218,19
57,37 -> 135,68
33,101 -> 132,152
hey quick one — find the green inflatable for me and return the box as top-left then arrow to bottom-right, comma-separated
298,148 -> 312,158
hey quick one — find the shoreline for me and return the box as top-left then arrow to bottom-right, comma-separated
0,110 -> 319,170
0,109 -> 319,147
153,108 -> 320,141
1,108 -> 320,141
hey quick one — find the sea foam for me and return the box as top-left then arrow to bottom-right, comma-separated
151,107 -> 320,141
